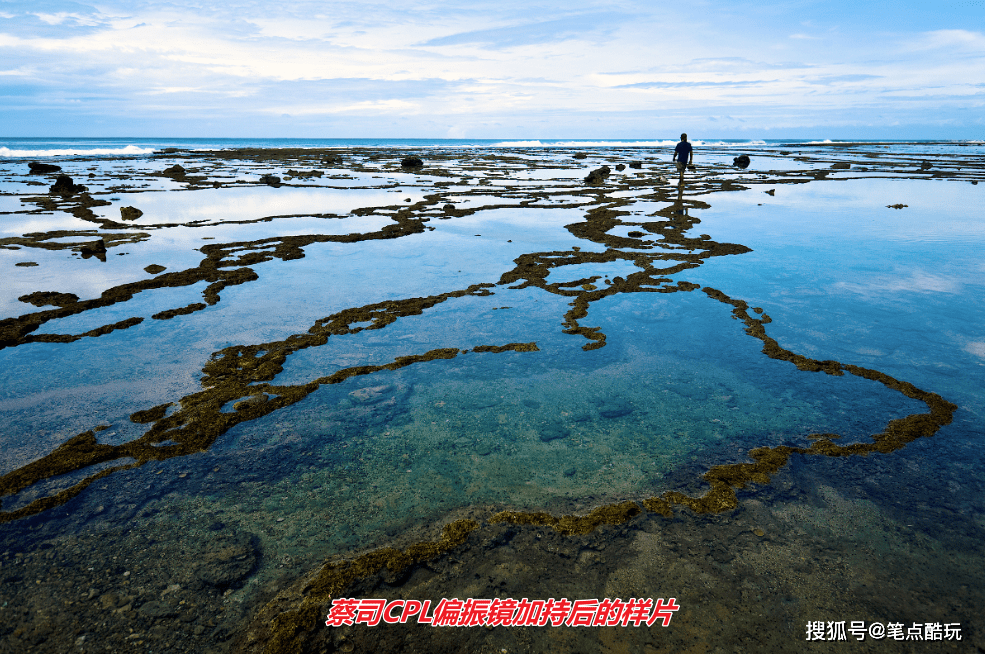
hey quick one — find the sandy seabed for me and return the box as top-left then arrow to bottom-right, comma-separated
1,143 -> 984,653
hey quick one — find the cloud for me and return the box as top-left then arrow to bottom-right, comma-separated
420,13 -> 627,48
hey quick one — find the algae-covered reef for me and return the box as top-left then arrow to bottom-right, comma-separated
0,143 -> 979,654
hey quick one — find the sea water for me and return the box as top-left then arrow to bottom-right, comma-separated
0,139 -> 983,652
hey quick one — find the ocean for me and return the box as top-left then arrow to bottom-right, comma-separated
1,137 -> 983,653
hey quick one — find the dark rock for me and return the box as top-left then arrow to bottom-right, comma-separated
629,161 -> 643,169
194,535 -> 258,588
627,231 -> 644,237
886,204 -> 907,209
765,189 -> 775,196
18,291 -> 79,307
28,162 -> 61,174
322,154 -> 343,165
120,206 -> 143,221
259,174 -> 281,187
49,174 -> 87,195
597,399 -> 633,419
401,156 -> 424,168
539,423 -> 570,442
80,239 -> 107,261
733,155 -> 750,169
161,164 -> 186,179
573,153 -> 588,159
584,166 -> 611,185
144,264 -> 167,274
15,262 -> 38,267
443,204 -> 456,212
138,600 -> 178,619
830,162 -> 851,169
920,161 -> 932,170
615,163 -> 626,171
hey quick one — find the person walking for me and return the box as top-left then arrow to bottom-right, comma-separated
673,133 -> 693,177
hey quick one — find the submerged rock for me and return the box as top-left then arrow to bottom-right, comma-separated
193,535 -> 258,588
733,155 -> 750,169
349,385 -> 394,405
539,423 -> 570,442
28,162 -> 61,174
584,166 -> 611,185
401,156 -> 424,169
597,398 -> 633,419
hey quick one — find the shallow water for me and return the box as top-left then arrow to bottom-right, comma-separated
1,143 -> 983,653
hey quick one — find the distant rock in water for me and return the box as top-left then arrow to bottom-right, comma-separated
573,153 -> 588,160
615,163 -> 626,171
629,161 -> 643,169
401,156 -> 424,169
584,165 -> 611,185
49,174 -> 87,195
161,164 -> 186,179
259,174 -> 281,187
733,155 -> 750,169
120,206 -> 143,221
28,162 -> 61,174
830,162 -> 851,169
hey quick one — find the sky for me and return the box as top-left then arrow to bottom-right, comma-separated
0,0 -> 983,138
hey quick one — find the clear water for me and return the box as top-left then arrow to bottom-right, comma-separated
1,140 -> 983,653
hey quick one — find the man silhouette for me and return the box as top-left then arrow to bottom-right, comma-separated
673,133 -> 693,177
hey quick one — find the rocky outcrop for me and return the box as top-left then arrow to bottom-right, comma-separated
161,164 -> 187,180
120,206 -> 143,221
573,153 -> 588,160
28,162 -> 62,174
830,162 -> 851,169
629,161 -> 642,169
49,174 -> 87,195
584,165 -> 611,185
259,174 -> 281,187
615,163 -> 626,171
733,155 -> 750,169
80,239 -> 107,261
401,156 -> 424,169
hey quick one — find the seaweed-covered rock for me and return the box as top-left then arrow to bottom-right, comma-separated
120,206 -> 143,221
733,155 -> 750,169
573,153 -> 588,160
584,166 -> 611,185
401,156 -> 424,169
161,164 -> 186,179
18,291 -> 79,307
49,174 -> 87,195
28,162 -> 61,174
615,163 -> 626,171
629,161 -> 643,169
259,174 -> 281,187
539,423 -> 570,442
193,535 -> 258,589
80,239 -> 107,260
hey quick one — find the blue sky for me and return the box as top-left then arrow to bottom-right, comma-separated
1,0 -> 983,138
